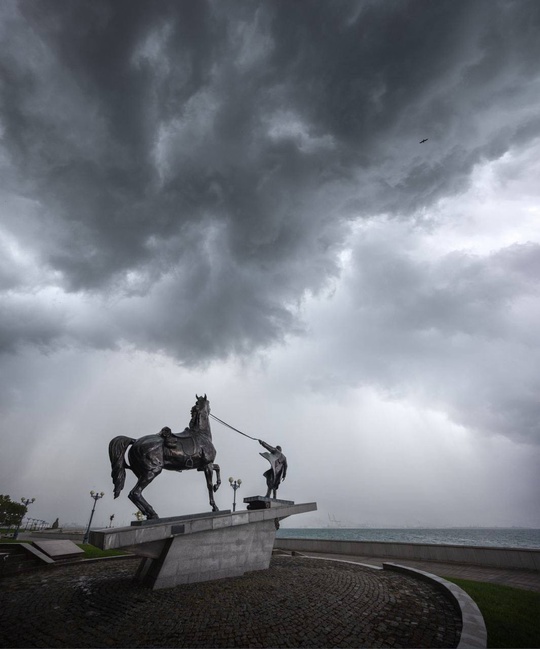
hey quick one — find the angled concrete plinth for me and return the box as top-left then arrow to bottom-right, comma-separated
31,539 -> 85,561
89,501 -> 317,590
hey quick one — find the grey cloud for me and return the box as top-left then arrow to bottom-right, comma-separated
1,0 -> 540,364
2,0 -> 540,531
0,296 -> 67,354
307,236 -> 540,445
0,241 -> 24,291
354,243 -> 539,338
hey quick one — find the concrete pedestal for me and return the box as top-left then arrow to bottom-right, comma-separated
244,495 -> 294,509
89,500 -> 316,590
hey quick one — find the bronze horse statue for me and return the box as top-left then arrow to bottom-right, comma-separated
109,394 -> 221,519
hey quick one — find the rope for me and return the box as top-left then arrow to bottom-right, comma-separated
209,413 -> 258,441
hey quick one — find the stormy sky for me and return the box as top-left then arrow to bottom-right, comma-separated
1,0 -> 539,530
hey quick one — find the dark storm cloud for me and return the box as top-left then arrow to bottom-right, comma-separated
1,0 -> 540,362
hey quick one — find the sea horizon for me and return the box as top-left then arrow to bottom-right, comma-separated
276,526 -> 540,549
282,525 -> 540,530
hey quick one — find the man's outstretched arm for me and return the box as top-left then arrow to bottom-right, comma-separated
259,439 -> 275,453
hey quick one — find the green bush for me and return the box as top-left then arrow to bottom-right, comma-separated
0,495 -> 27,527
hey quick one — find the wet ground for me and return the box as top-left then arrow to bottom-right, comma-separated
0,555 -> 461,648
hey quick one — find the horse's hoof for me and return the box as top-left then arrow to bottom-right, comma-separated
213,484 -> 220,492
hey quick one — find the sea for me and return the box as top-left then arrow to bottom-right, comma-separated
276,527 -> 540,549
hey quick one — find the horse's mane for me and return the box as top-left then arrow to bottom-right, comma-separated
189,405 -> 199,429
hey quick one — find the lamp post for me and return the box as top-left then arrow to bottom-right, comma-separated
13,498 -> 35,539
83,490 -> 104,544
228,477 -> 242,512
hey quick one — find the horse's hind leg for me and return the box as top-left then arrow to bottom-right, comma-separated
129,469 -> 162,519
204,464 -> 219,512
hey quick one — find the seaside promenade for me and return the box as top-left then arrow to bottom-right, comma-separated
0,554 -> 464,648
273,535 -> 540,593
292,549 -> 540,592
5,531 -> 540,647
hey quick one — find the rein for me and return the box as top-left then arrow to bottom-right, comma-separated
209,413 -> 258,441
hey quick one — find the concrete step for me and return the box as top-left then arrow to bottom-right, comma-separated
0,543 -> 54,577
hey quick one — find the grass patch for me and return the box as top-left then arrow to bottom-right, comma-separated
445,577 -> 540,648
77,544 -> 127,559
1,538 -> 126,559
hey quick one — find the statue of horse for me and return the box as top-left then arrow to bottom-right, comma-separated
108,394 -> 221,519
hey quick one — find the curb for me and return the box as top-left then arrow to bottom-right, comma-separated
383,562 -> 487,649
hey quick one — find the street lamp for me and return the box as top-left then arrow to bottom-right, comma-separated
83,490 -> 105,544
228,477 -> 242,512
13,498 -> 35,539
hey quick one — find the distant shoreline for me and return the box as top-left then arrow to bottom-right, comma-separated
276,527 -> 540,550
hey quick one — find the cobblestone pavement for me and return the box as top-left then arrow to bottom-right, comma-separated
0,556 -> 461,648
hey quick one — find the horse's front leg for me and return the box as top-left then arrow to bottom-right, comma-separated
212,463 -> 221,493
204,464 -> 219,512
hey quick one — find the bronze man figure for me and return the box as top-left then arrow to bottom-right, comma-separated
258,439 -> 287,498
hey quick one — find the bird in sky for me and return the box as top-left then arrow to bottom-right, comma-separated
419,138 -> 428,143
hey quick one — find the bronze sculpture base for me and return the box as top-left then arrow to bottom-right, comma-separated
89,501 -> 316,589
244,495 -> 295,510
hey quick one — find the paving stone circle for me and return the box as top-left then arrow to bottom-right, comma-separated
0,556 -> 461,648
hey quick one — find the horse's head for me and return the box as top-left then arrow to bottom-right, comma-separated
194,393 -> 210,415
190,394 -> 210,433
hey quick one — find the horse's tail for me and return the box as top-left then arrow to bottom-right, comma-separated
109,436 -> 135,499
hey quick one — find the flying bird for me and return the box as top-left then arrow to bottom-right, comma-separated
419,138 -> 428,143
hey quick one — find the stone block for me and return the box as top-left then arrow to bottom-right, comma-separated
212,516 -> 232,530
231,512 -> 249,526
31,540 -> 84,561
247,510 -> 265,523
190,518 -> 213,533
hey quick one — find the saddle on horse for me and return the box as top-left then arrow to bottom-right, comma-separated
159,426 -> 200,466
